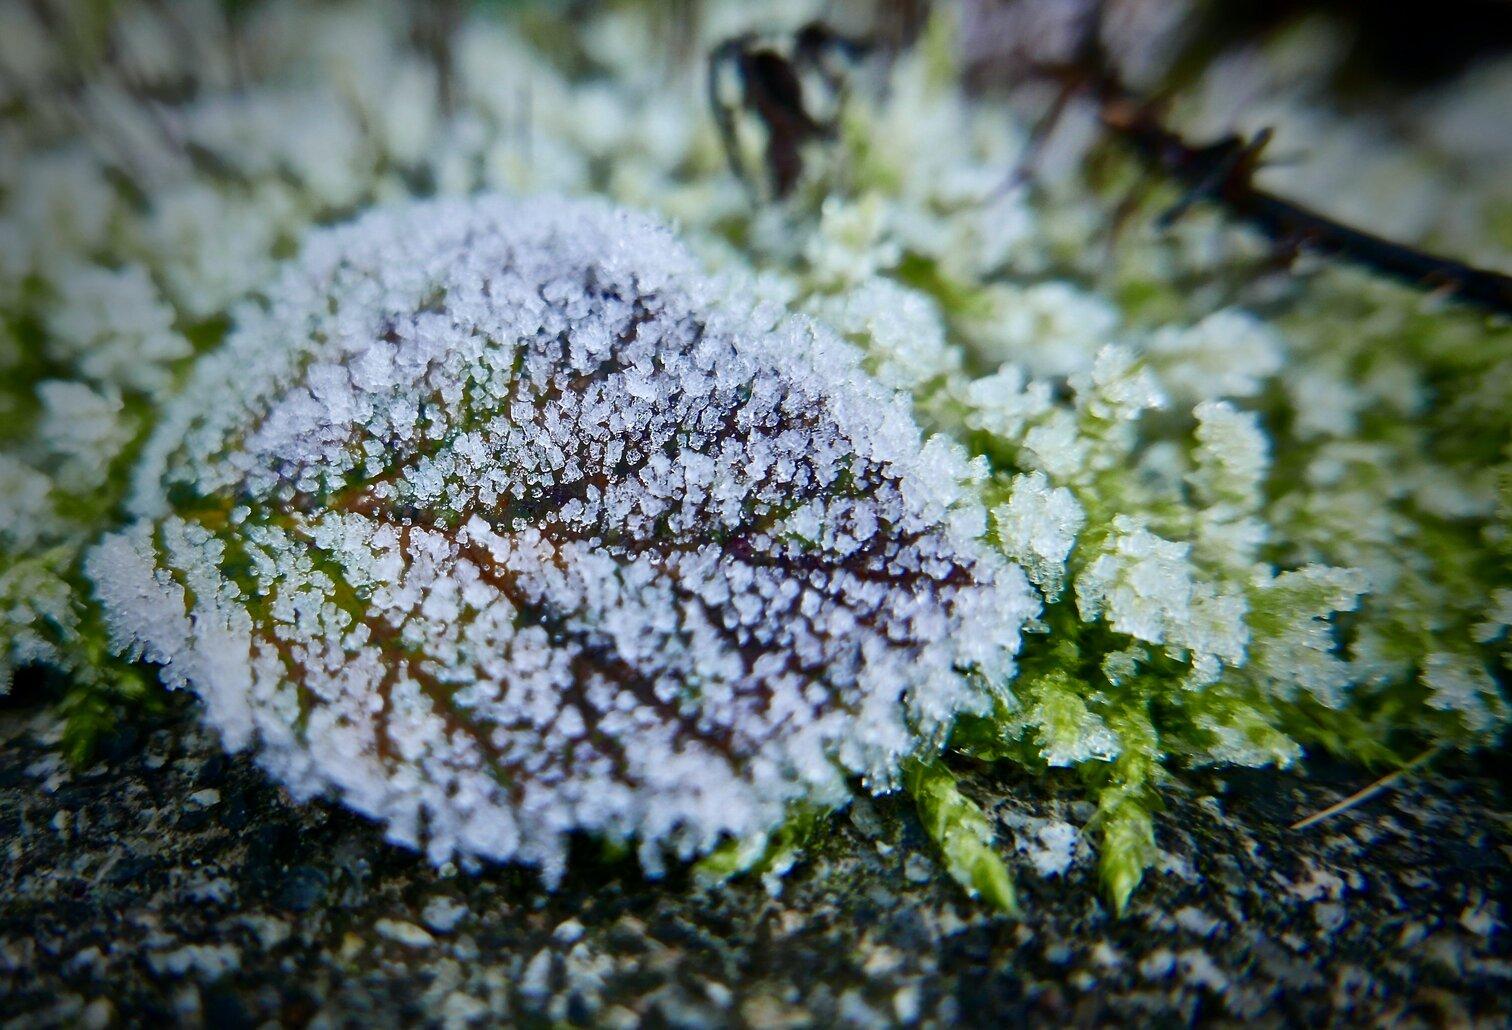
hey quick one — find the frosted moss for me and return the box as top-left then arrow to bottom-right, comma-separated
87,195 -> 1035,880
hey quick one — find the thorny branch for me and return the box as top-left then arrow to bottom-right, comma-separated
709,17 -> 1512,317
1082,74 -> 1512,316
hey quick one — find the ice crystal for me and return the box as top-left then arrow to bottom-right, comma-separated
87,195 -> 1036,879
1146,309 -> 1284,404
993,473 -> 1084,601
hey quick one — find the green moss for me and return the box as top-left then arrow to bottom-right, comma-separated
905,757 -> 1019,914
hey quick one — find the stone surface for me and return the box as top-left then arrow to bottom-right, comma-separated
1,692 -> 1508,1027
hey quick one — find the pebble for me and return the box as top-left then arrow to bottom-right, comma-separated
1139,949 -> 1175,980
148,944 -> 241,980
903,853 -> 934,884
80,998 -> 113,1030
1173,906 -> 1221,938
375,919 -> 436,949
1312,902 -> 1348,936
421,896 -> 470,934
552,918 -> 585,945
892,985 -> 921,1023
441,990 -> 489,1024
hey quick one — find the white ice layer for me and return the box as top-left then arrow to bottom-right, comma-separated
87,195 -> 1037,882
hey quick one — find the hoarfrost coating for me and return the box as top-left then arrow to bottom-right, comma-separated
87,195 -> 1038,881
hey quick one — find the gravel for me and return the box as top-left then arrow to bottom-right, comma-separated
1,693 -> 1507,1027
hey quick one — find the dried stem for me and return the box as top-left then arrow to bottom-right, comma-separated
1290,746 -> 1442,831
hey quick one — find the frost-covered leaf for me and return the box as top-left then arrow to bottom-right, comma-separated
87,195 -> 1037,882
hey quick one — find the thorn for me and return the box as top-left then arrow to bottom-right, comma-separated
1157,134 -> 1254,227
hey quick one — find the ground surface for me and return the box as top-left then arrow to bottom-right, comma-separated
0,692 -> 1508,1028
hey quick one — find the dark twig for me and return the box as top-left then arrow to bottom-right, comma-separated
1021,0 -> 1512,318
1004,76 -> 1079,191
1092,89 -> 1512,314
709,36 -> 821,198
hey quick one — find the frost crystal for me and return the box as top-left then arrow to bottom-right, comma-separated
1146,309 -> 1284,403
993,473 -> 1084,600
87,195 -> 1035,880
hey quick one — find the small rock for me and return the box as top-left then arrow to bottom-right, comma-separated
441,990 -> 488,1025
1091,941 -> 1124,968
183,875 -> 235,904
239,914 -> 292,950
1459,899 -> 1500,937
893,985 -> 921,1023
1139,949 -> 1175,980
1313,902 -> 1349,936
838,988 -> 886,1028
600,1005 -> 640,1030
862,945 -> 903,978
903,852 -> 934,884
374,919 -> 435,949
1173,906 -> 1222,938
520,949 -> 553,1000
1178,949 -> 1230,993
80,998 -> 113,1030
68,947 -> 105,972
849,798 -> 885,838
421,896 -> 470,934
148,944 -> 240,980
1017,818 -> 1079,878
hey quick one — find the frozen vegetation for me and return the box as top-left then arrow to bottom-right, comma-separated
0,0 -> 1508,908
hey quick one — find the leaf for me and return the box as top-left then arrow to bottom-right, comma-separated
88,195 -> 1036,883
